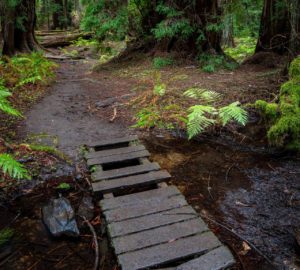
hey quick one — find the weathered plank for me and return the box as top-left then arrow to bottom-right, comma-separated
86,145 -> 145,159
87,150 -> 150,167
118,232 -> 221,270
101,186 -> 180,211
108,206 -> 197,238
113,219 -> 208,254
87,135 -> 138,148
175,246 -> 235,270
92,162 -> 160,182
104,194 -> 188,223
92,170 -> 171,194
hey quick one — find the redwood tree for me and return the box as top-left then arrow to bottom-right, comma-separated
1,0 -> 41,56
256,0 -> 300,55
133,0 -> 223,55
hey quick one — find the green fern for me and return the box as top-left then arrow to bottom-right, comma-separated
219,101 -> 248,126
183,88 -> 222,102
0,82 -> 21,117
0,154 -> 31,180
187,105 -> 216,139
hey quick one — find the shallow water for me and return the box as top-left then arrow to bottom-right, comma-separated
144,134 -> 300,270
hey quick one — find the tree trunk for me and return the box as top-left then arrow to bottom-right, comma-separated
131,0 -> 223,55
2,0 -> 41,56
52,0 -> 64,29
256,0 -> 300,56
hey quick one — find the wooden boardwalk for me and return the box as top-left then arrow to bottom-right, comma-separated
86,136 -> 235,270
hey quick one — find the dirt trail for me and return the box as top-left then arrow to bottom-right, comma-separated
22,59 -> 129,158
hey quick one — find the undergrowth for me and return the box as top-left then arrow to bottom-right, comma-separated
153,57 -> 174,69
0,53 -> 57,185
255,56 -> 300,150
224,37 -> 257,63
198,53 -> 238,73
131,71 -> 248,138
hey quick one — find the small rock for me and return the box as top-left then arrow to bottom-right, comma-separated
95,97 -> 116,108
42,197 -> 80,237
77,195 -> 94,221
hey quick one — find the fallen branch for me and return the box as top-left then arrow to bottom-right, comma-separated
41,32 -> 93,48
78,215 -> 99,270
200,213 -> 276,268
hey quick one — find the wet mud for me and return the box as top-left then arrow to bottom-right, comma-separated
144,134 -> 300,270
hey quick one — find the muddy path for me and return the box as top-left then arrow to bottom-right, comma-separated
21,59 -> 129,159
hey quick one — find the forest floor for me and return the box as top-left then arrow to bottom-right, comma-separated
1,35 -> 300,270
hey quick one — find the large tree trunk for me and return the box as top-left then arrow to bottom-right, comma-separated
52,0 -> 64,29
2,0 -> 40,56
130,0 -> 223,56
256,0 -> 300,56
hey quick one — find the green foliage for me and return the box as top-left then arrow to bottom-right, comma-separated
198,53 -> 238,73
56,182 -> 71,190
0,80 -> 21,117
132,107 -> 163,128
183,88 -> 221,102
255,56 -> 300,150
224,37 -> 257,62
81,0 -> 128,40
186,105 -> 216,139
9,53 -> 56,88
185,88 -> 248,139
72,37 -> 98,47
133,76 -> 247,138
0,153 -> 31,180
0,228 -> 14,247
153,57 -> 174,69
219,102 -> 248,126
28,144 -> 68,160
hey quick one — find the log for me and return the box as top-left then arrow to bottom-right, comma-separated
40,32 -> 93,48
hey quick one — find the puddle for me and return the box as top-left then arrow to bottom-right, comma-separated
144,135 -> 300,270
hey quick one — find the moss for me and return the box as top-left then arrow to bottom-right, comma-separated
288,56 -> 300,80
256,56 -> 300,151
0,228 -> 14,247
28,144 -> 70,161
255,100 -> 278,121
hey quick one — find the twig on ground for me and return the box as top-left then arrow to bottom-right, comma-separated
200,213 -> 276,268
225,163 -> 237,182
78,215 -> 99,270
109,107 -> 117,123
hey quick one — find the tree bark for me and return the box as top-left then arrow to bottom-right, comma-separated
130,0 -> 223,55
52,0 -> 64,29
256,0 -> 300,56
2,0 -> 41,56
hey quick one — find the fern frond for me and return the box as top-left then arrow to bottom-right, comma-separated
0,99 -> 21,116
183,87 -> 222,102
219,101 -> 248,126
187,105 -> 216,139
0,153 -> 31,180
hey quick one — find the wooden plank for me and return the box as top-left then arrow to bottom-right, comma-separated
92,170 -> 171,194
108,206 -> 197,238
113,218 -> 208,254
104,194 -> 187,223
92,162 -> 160,182
86,145 -> 145,159
118,232 -> 221,270
175,246 -> 235,270
101,186 -> 180,211
87,150 -> 150,167
87,135 -> 138,148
